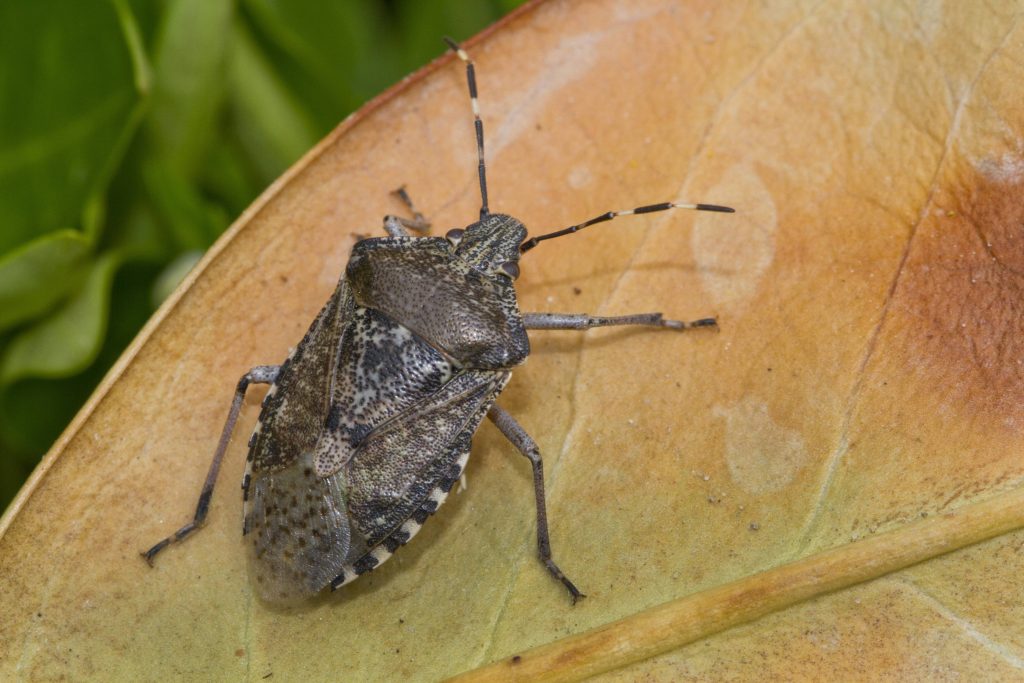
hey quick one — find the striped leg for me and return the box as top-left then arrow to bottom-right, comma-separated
142,365 -> 280,565
487,404 -> 585,604
523,312 -> 718,331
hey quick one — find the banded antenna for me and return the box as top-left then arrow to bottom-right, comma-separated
520,202 -> 735,253
444,37 -> 489,220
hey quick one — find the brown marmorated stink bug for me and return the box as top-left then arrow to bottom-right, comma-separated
143,37 -> 733,604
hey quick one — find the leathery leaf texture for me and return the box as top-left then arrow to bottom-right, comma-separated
2,1 -> 1023,680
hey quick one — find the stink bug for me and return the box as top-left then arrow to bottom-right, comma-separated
143,37 -> 733,604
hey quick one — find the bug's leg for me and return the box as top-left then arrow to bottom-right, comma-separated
394,186 -> 430,231
487,404 -> 585,604
382,186 -> 431,237
141,365 -> 280,565
523,312 -> 718,331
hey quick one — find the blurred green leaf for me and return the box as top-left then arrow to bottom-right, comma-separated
147,0 -> 233,176
143,159 -> 229,250
0,253 -> 119,385
0,0 -> 147,254
242,0 -> 396,126
113,0 -> 154,93
393,0 -> 505,69
152,249 -> 202,306
0,260 -> 161,504
0,230 -> 90,331
98,190 -> 171,264
199,137 -> 264,217
227,21 -> 320,183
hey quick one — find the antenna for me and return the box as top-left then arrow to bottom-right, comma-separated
520,202 -> 734,253
444,37 -> 489,220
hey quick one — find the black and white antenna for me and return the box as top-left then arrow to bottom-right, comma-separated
444,37 -> 489,220
520,201 -> 734,253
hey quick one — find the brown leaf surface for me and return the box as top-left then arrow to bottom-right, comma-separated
3,1 -> 1023,681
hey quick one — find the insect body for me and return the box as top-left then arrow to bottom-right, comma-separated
143,38 -> 733,604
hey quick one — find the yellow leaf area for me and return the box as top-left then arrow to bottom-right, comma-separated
2,1 -> 1023,681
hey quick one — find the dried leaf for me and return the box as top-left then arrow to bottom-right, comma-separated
2,1 -> 1023,681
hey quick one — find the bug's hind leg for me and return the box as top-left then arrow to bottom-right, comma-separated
523,311 -> 718,331
487,404 -> 585,604
382,186 -> 431,237
141,365 -> 280,565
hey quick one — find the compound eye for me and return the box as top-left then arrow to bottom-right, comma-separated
445,228 -> 465,245
498,261 -> 520,279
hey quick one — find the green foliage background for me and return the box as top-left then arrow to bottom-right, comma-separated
0,0 -> 524,513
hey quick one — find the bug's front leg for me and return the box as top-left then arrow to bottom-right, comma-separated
487,404 -> 585,604
522,311 -> 718,331
141,365 -> 280,565
382,186 -> 431,237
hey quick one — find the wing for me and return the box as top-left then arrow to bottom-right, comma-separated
242,279 -> 355,603
313,304 -> 458,478
248,279 -> 351,473
330,417 -> 479,591
245,454 -> 351,603
345,368 -> 510,552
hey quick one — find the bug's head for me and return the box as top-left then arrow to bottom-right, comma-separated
446,213 -> 526,281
